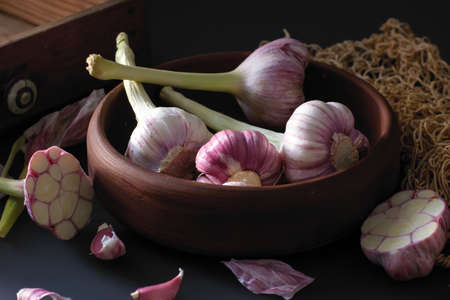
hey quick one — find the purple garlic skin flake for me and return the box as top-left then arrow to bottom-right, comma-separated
361,190 -> 450,280
23,89 -> 104,161
17,288 -> 71,300
235,38 -> 309,129
223,259 -> 314,300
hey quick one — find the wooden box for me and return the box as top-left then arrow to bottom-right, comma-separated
0,0 -> 147,133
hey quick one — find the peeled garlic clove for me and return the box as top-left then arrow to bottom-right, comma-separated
361,190 -> 450,280
282,100 -> 369,182
90,223 -> 126,260
126,107 -> 212,179
196,130 -> 282,186
131,268 -> 183,300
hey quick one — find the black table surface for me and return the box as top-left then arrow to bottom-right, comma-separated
1,1 -> 449,299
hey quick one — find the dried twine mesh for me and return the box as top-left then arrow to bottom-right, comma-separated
307,18 -> 449,267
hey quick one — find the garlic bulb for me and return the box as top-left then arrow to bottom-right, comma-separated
87,35 -> 309,129
361,190 -> 450,280
127,107 -> 212,178
160,87 -> 369,183
232,37 -> 309,128
115,33 -> 212,179
196,130 -> 282,186
282,100 -> 369,181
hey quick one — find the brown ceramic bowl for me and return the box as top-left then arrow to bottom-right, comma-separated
86,51 -> 400,256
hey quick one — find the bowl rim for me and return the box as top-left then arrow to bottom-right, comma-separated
88,51 -> 396,192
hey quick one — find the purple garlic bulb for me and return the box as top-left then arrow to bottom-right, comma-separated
195,129 -> 283,186
233,38 -> 309,128
114,32 -> 212,179
361,190 -> 450,280
282,100 -> 369,182
127,107 -> 212,179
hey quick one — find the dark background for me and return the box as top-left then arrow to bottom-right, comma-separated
0,1 -> 448,299
145,1 -> 450,64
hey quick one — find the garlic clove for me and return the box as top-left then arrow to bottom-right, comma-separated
196,130 -> 283,186
90,223 -> 126,260
131,268 -> 183,300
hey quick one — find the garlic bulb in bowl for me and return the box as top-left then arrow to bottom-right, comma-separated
195,129 -> 283,186
115,33 -> 211,179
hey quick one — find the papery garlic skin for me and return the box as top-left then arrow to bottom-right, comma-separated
196,130 -> 282,186
281,100 -> 369,182
235,38 -> 309,129
90,223 -> 126,260
17,288 -> 71,300
126,107 -> 212,179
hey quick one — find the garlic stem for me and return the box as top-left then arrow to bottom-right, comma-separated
1,135 -> 26,178
0,166 -> 27,237
160,86 -> 283,151
0,177 -> 24,198
87,54 -> 241,94
115,33 -> 155,122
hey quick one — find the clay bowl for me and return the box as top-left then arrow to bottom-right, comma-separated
86,51 -> 401,257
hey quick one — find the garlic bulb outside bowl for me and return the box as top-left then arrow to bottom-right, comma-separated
86,51 -> 401,256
